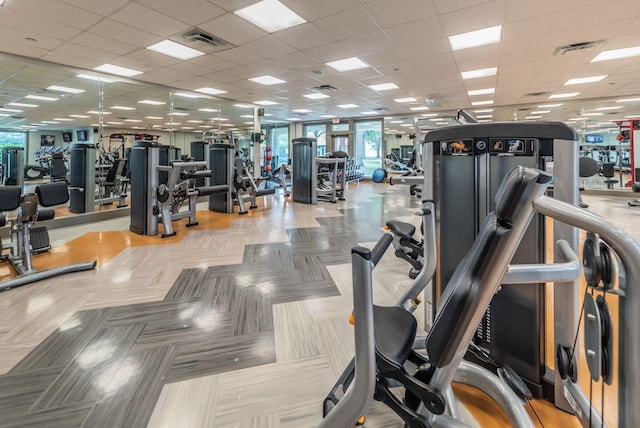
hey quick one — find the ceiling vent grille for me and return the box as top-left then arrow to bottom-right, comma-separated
524,91 -> 551,97
374,107 -> 387,112
553,40 -> 604,56
310,84 -> 339,92
180,28 -> 235,53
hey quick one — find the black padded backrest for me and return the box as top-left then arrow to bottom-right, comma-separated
579,157 -> 599,178
329,150 -> 349,158
35,182 -> 69,207
426,213 -> 508,367
105,162 -> 119,182
602,162 -> 615,178
115,159 -> 126,176
0,186 -> 22,211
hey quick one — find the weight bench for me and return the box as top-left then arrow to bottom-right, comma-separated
322,166 -> 555,428
0,182 -> 96,292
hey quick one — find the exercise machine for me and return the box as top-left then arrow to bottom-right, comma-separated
1,147 -> 24,187
232,158 -> 276,214
0,182 -> 97,292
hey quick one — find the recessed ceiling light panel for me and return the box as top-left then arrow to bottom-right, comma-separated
249,75 -> 286,85
255,100 -> 278,106
467,88 -> 495,96
195,87 -> 228,95
146,39 -> 205,60
94,63 -> 142,77
326,57 -> 369,72
592,45 -> 640,62
138,99 -> 166,105
234,0 -> 306,33
304,93 -> 330,99
564,75 -> 607,85
46,85 -> 85,94
25,95 -> 58,101
368,83 -> 399,91
394,97 -> 417,103
449,25 -> 502,51
337,104 -> 358,108
461,67 -> 498,79
548,92 -> 580,99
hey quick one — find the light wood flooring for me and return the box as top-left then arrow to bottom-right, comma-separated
0,184 -> 634,427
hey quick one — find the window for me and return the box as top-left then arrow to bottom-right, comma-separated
0,131 -> 26,149
354,120 -> 383,176
262,125 -> 289,174
304,123 -> 327,156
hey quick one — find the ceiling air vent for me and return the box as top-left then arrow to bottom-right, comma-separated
180,28 -> 235,53
374,107 -> 387,112
310,84 -> 339,92
553,40 -> 604,56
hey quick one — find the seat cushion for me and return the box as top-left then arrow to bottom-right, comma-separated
374,305 -> 417,369
0,186 -> 22,211
385,220 -> 416,240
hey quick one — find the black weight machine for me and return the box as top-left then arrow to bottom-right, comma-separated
0,182 -> 97,292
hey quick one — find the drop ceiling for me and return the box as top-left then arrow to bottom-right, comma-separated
0,0 -> 640,135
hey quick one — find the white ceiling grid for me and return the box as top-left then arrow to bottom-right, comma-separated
0,0 -> 637,130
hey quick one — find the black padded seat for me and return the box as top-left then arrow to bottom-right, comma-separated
35,182 -> 69,207
579,157 -> 599,178
374,305 -> 417,369
0,186 -> 22,211
385,220 -> 415,240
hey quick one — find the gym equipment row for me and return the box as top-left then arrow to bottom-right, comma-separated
291,138 -> 347,204
0,182 -> 97,292
232,158 -> 276,215
129,141 -> 236,238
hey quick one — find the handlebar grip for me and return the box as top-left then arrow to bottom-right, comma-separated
370,233 -> 394,266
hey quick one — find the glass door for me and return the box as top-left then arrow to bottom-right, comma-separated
354,120 -> 383,176
303,123 -> 327,156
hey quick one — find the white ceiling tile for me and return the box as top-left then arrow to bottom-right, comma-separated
434,0 -> 500,14
398,38 -> 452,59
89,19 -> 161,47
0,26 -> 64,51
209,47 -> 264,66
202,71 -> 244,84
384,17 -> 445,46
106,56 -> 161,74
0,42 -> 50,59
273,23 -> 335,51
198,13 -> 267,46
207,0 -> 257,13
122,49 -> 183,68
438,0 -> 505,35
280,0 -> 360,21
0,8 -> 83,41
304,43 -> 357,63
52,42 -> 118,63
363,0 -> 438,28
136,0 -> 226,26
242,36 -> 297,58
69,32 -> 138,56
340,32 -> 395,57
314,6 -> 379,41
60,0 -> 130,16
7,0 -> 103,31
166,61 -> 214,77
109,3 -> 191,38
40,51 -> 101,70
363,48 -> 409,68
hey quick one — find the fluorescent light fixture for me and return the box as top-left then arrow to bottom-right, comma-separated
597,122 -> 614,124
394,97 -> 417,103
467,88 -> 495,96
420,113 -> 439,117
595,106 -> 622,111
304,93 -> 330,99
165,122 -> 181,125
53,118 -> 74,121
124,119 -> 142,122
471,100 -> 494,106
530,110 -> 550,114
569,117 -> 585,121
326,57 -> 369,72
292,109 -> 312,113
592,46 -> 640,62
476,115 -> 493,119
477,119 -> 492,123
174,92 -> 202,99
286,117 -> 302,121
255,100 -> 278,106
46,85 -> 85,94
0,107 -> 23,113
473,109 -> 494,113
195,87 -> 228,95
401,124 -> 414,127
320,114 -> 336,118
187,120 -> 204,123
8,102 -> 38,107
368,83 -> 399,91
69,114 -> 90,118
198,108 -> 219,112
25,94 -> 58,101
41,121 -> 59,124
564,75 -> 607,85
87,110 -> 111,115
180,127 -> 194,130
210,117 -> 229,121
525,115 -> 542,119
94,63 -> 142,77
145,116 -> 163,120
146,39 -> 204,60
449,25 -> 502,51
138,99 -> 166,105
537,103 -> 563,108
240,114 -> 254,118
361,111 -> 378,115
76,73 -> 116,83
461,67 -> 498,80
548,92 -> 579,99
234,0 -> 306,33
111,106 -> 136,110
249,75 -> 286,85
429,118 -> 443,122
107,121 -> 124,125
234,104 -> 253,108
244,121 -> 254,124
617,98 -> 640,103
410,106 -> 430,111
583,112 -> 603,116
337,104 -> 358,108
172,112 -> 190,116
390,120 -> 403,123
625,115 -> 640,119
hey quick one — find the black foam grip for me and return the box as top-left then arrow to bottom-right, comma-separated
196,185 -> 228,196
371,233 -> 394,266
